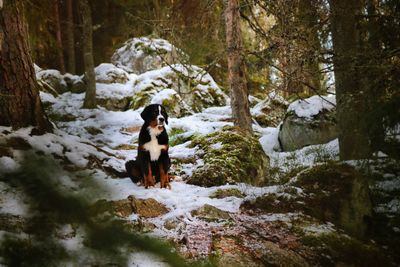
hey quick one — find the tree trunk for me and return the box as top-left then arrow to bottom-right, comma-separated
224,0 -> 253,135
0,0 -> 52,132
329,0 -> 370,160
365,0 -> 385,153
79,0 -> 96,109
65,0 -> 76,74
54,0 -> 65,73
298,0 -> 323,95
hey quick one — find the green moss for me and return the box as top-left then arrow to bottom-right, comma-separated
130,89 -> 154,110
293,162 -> 372,238
84,127 -> 103,135
187,126 -> 269,187
302,233 -> 391,266
48,113 -> 76,122
169,128 -> 196,147
210,188 -> 245,199
240,192 -> 303,214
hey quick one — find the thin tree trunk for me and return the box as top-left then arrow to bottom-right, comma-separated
224,0 -> 253,135
329,0 -> 370,160
54,0 -> 65,73
79,0 -> 96,109
66,0 -> 76,74
0,0 -> 52,132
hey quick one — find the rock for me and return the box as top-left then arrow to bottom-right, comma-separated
128,195 -> 169,218
213,236 -> 264,267
190,204 -> 231,222
186,126 -> 270,187
64,73 -> 86,93
36,69 -> 68,94
0,213 -> 28,233
278,95 -> 338,151
130,88 -> 192,117
85,127 -> 103,135
293,163 -> 372,238
164,219 -> 179,230
210,188 -> 245,199
301,232 -> 391,266
131,64 -> 227,116
261,241 -> 310,267
97,97 -> 130,111
112,199 -> 134,217
251,93 -> 288,127
94,63 -> 129,84
111,37 -> 183,74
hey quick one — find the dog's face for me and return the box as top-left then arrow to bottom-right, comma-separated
140,104 -> 168,130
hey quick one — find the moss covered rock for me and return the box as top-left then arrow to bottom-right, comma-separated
111,37 -> 182,74
186,126 -> 270,187
131,64 -> 227,116
294,163 -> 372,238
251,94 -> 288,127
210,188 -> 245,199
191,204 -> 231,222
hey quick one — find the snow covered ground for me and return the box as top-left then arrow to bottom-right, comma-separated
8,68 -> 399,265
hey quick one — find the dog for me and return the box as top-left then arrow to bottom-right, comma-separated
125,104 -> 171,189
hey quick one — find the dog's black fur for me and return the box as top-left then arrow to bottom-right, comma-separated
125,104 -> 171,188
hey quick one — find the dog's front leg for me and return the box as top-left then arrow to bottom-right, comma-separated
145,163 -> 155,188
159,163 -> 170,189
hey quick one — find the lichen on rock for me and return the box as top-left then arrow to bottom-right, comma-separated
186,126 -> 270,187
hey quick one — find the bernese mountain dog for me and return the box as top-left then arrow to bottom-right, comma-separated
125,104 -> 171,189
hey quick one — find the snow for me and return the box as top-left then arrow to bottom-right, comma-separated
36,69 -> 67,87
0,156 -> 20,174
151,89 -> 178,104
94,63 -> 129,83
287,95 -> 336,119
0,181 -> 29,216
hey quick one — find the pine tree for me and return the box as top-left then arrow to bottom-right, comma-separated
0,0 -> 52,133
79,0 -> 96,109
224,0 -> 253,135
329,0 -> 370,159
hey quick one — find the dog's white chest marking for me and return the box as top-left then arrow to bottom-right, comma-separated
144,127 -> 166,161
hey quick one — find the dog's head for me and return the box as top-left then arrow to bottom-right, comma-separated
140,104 -> 169,130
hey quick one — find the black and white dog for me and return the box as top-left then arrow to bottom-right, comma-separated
125,104 -> 171,188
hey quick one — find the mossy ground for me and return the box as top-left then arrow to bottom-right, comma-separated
301,232 -> 392,266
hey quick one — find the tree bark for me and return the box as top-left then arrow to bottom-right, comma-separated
298,0 -> 323,94
329,0 -> 370,160
65,0 -> 76,74
224,0 -> 253,135
365,0 -> 385,153
79,0 -> 96,109
0,0 -> 52,132
54,0 -> 65,73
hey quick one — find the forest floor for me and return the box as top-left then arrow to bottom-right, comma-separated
1,83 -> 400,266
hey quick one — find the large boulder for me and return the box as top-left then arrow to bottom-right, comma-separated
36,69 -> 68,94
94,63 -> 129,84
111,37 -> 183,74
251,93 -> 288,127
186,126 -> 270,187
294,163 -> 372,238
36,68 -> 85,94
131,64 -> 227,117
278,95 -> 337,151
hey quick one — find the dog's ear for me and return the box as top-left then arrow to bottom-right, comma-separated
162,106 -> 168,125
140,106 -> 150,121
